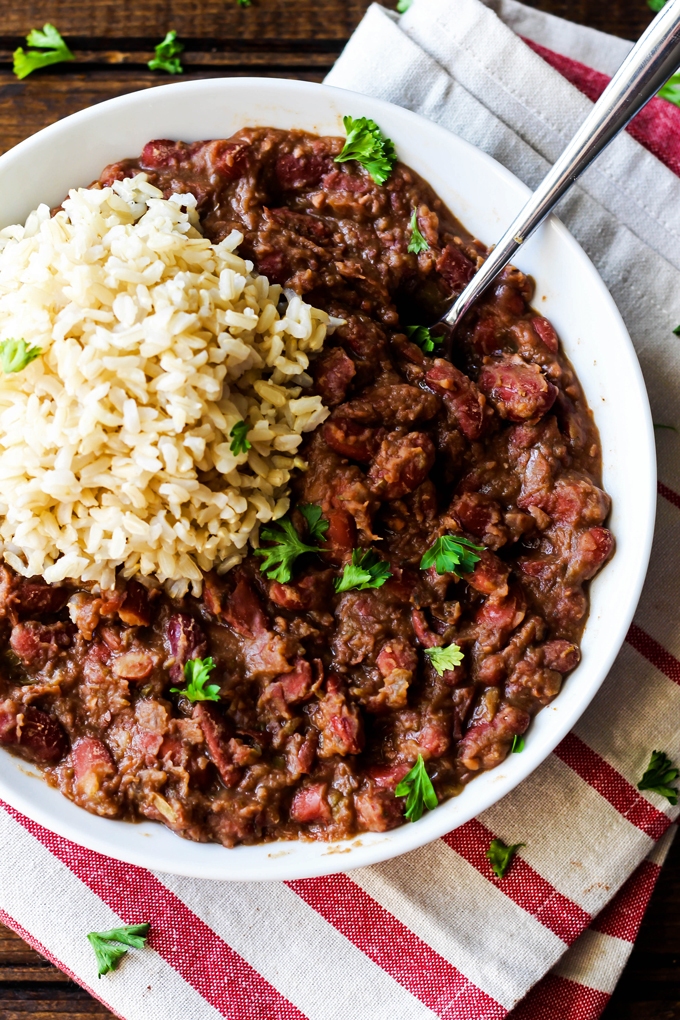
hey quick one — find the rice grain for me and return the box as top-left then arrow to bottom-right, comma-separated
0,175 -> 331,595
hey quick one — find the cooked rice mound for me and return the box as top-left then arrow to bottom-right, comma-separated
0,174 -> 331,596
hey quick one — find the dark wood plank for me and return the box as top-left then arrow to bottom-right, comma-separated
0,0 -> 369,42
0,926 -> 42,968
521,0 -> 654,39
0,970 -> 71,984
601,834 -> 680,1020
0,0 -> 656,44
0,68 -> 329,156
0,991 -> 115,1019
0,923 -> 116,1018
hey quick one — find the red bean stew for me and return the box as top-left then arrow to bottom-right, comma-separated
0,129 -> 613,845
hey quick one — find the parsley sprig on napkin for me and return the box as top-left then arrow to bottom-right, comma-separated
638,750 -> 679,804
487,839 -> 524,879
87,923 -> 150,977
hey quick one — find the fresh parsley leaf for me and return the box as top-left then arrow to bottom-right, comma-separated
148,30 -> 184,74
334,548 -> 392,593
335,116 -> 397,186
13,23 -> 74,79
407,209 -> 429,254
394,754 -> 438,822
87,924 -> 150,978
511,734 -> 525,753
653,423 -> 678,432
648,0 -> 668,10
255,517 -> 320,583
229,420 -> 252,455
673,324 -> 680,336
0,338 -> 42,373
424,643 -> 464,675
405,324 -> 442,354
298,503 -> 329,543
397,0 -> 413,10
92,924 -> 150,949
486,838 -> 525,879
170,656 -> 220,702
420,535 -> 484,576
238,0 -> 252,6
657,71 -> 680,108
25,23 -> 69,49
637,750 -> 679,805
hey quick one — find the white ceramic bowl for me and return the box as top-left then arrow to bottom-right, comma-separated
0,77 -> 655,881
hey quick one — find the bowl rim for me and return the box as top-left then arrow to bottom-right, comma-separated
0,75 -> 656,881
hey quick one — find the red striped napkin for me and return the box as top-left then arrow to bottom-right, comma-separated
1,2 -> 679,1017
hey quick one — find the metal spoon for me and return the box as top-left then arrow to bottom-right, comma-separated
439,0 -> 680,339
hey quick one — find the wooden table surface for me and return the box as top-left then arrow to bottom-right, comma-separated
0,0 -> 677,1017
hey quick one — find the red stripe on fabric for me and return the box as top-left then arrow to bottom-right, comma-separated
627,622 -> 680,686
658,480 -> 680,512
591,859 -> 660,941
523,37 -> 680,178
442,819 -> 590,945
554,733 -> 671,840
1,801 -> 307,1020
0,906 -> 125,1020
287,874 -> 506,1020
506,974 -> 610,1020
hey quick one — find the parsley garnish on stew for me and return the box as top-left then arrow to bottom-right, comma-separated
405,324 -> 442,353
420,535 -> 484,576
648,0 -> 668,10
238,0 -> 252,6
653,423 -> 678,432
255,516 -> 321,583
407,209 -> 430,254
335,116 -> 397,186
0,338 -> 42,373
424,643 -> 464,675
87,923 -> 150,977
148,30 -> 184,74
13,24 -> 74,80
486,838 -> 525,879
171,656 -> 220,702
511,734 -> 525,753
394,754 -> 438,821
299,503 -> 329,543
335,548 -> 392,593
397,0 -> 414,10
229,420 -> 252,455
637,750 -> 679,805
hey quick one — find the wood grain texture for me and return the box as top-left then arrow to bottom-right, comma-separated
521,0 -> 654,39
0,1 -> 676,1017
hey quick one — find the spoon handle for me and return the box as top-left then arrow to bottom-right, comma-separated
442,0 -> 680,332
